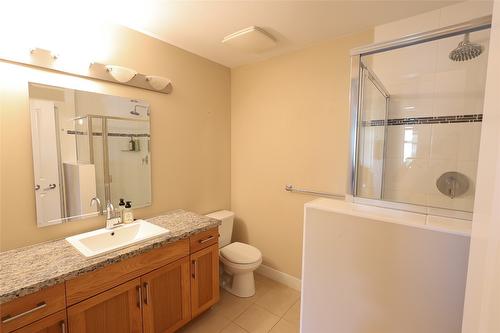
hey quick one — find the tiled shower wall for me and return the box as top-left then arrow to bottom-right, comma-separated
363,2 -> 492,212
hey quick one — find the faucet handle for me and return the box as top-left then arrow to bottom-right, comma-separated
106,217 -> 122,229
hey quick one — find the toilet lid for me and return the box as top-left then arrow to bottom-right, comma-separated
220,242 -> 262,264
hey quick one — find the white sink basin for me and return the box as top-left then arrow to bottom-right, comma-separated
66,220 -> 170,258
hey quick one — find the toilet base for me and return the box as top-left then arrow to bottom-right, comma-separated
222,271 -> 256,298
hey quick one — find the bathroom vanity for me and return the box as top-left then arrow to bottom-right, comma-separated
0,210 -> 220,333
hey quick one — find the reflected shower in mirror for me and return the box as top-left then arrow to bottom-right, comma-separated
29,83 -> 151,227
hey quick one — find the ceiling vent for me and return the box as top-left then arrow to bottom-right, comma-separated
222,26 -> 276,53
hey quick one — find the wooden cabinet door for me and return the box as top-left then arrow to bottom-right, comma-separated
67,278 -> 142,333
141,257 -> 191,333
190,243 -> 220,317
11,310 -> 66,333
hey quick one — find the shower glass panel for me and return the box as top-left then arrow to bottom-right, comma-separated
352,27 -> 490,214
75,116 -> 91,163
90,117 -> 106,209
74,116 -> 106,212
356,66 -> 389,199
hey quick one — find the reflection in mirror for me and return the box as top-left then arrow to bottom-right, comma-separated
28,83 -> 151,227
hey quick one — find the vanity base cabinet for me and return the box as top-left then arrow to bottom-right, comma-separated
11,310 -> 66,333
4,229 -> 220,333
141,257 -> 191,333
190,243 -> 220,318
67,278 -> 143,333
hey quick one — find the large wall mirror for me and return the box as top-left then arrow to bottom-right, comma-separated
28,83 -> 152,227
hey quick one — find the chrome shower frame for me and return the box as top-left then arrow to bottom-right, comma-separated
346,15 -> 492,217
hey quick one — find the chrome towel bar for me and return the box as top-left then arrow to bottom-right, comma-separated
285,184 -> 345,200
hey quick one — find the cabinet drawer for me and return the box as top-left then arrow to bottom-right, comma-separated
11,310 -> 66,333
190,228 -> 219,253
66,239 -> 189,306
0,284 -> 65,333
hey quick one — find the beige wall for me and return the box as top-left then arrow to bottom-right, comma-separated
231,31 -> 373,278
0,23 -> 231,251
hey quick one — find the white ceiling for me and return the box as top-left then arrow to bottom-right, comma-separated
108,1 -> 463,68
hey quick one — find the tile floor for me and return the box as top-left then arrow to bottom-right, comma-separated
179,273 -> 301,333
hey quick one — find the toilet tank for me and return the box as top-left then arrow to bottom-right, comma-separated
206,210 -> 235,248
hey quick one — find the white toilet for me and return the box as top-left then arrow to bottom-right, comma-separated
206,210 -> 262,298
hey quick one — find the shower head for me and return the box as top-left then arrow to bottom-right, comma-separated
449,33 -> 483,62
130,104 -> 148,116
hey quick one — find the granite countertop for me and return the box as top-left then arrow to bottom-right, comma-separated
0,209 -> 220,304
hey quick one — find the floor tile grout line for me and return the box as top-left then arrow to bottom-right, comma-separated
206,275 -> 301,333
231,321 -> 250,332
218,317 -> 234,333
255,294 -> 300,319
218,318 -> 250,333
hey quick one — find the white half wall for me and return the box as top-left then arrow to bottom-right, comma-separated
301,199 -> 470,333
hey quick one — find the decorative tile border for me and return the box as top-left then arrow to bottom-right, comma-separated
67,130 -> 150,138
362,114 -> 483,127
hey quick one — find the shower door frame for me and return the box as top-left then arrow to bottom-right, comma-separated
346,15 -> 492,218
357,62 -> 390,199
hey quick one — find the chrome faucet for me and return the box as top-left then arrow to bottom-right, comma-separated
90,197 -> 102,215
106,202 -> 115,219
105,201 -> 122,229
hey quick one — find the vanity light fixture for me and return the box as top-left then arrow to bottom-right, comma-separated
145,75 -> 172,91
2,47 -> 173,94
105,65 -> 137,83
88,63 -> 173,94
29,47 -> 58,60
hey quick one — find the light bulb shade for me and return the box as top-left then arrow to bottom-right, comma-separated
145,75 -> 172,91
105,65 -> 137,83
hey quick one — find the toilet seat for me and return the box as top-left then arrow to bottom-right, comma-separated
220,254 -> 262,272
220,242 -> 262,264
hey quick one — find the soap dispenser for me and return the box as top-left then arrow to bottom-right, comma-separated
123,201 -> 134,224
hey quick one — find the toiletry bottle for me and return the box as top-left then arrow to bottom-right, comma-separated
118,198 -> 126,222
123,201 -> 134,223
129,137 -> 135,151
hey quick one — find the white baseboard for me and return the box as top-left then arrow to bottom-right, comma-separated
256,264 -> 302,291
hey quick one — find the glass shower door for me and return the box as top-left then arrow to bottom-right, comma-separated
355,65 -> 389,199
